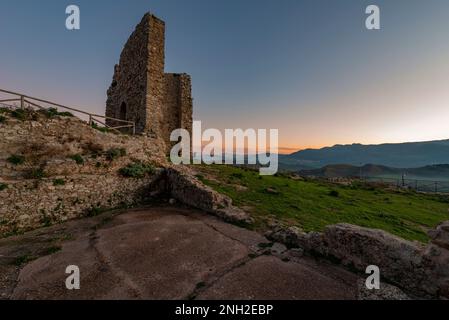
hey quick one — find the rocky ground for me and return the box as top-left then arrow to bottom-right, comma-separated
0,205 -> 378,300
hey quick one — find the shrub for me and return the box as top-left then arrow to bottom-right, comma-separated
106,147 -> 127,161
26,168 -> 46,179
0,183 -> 7,191
329,190 -> 340,197
7,154 -> 25,165
43,108 -> 74,118
45,108 -> 59,118
11,109 -> 27,120
86,206 -> 102,217
119,162 -> 154,178
40,211 -> 52,227
59,111 -> 74,117
0,115 -> 6,123
70,154 -> 84,165
53,179 -> 66,186
231,173 -> 244,179
44,246 -> 62,255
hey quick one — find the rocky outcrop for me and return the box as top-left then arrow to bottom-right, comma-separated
267,221 -> 449,299
166,167 -> 253,225
0,111 -> 168,237
422,222 -> 449,298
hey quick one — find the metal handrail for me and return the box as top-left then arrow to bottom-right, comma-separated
0,88 -> 135,134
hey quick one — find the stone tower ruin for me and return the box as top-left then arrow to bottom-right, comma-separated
106,13 -> 193,151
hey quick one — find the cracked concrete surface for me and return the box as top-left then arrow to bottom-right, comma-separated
0,206 -> 361,300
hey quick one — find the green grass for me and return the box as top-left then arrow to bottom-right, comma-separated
196,165 -> 449,242
119,162 -> 155,178
91,122 -> 111,133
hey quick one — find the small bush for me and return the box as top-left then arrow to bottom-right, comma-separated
14,255 -> 36,266
26,168 -> 46,179
106,148 -> 127,161
329,190 -> 340,197
0,183 -> 7,191
44,107 -> 74,118
7,154 -> 25,165
45,108 -> 59,118
70,154 -> 84,165
40,210 -> 52,227
53,179 -> 66,186
231,173 -> 244,179
0,115 -> 6,123
87,206 -> 102,217
119,162 -> 155,178
44,246 -> 62,255
11,109 -> 27,120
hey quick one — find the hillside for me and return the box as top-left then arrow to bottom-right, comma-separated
280,139 -> 449,170
194,165 -> 449,242
0,107 -> 170,236
0,107 -> 251,237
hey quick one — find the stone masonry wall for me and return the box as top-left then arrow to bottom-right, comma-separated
163,73 -> 193,148
106,13 -> 192,154
0,173 -> 164,237
145,15 -> 166,139
106,14 -> 152,133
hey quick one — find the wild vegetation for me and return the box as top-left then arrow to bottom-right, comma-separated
196,165 -> 449,242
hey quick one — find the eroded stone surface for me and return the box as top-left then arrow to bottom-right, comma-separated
267,221 -> 449,299
3,207 -> 361,300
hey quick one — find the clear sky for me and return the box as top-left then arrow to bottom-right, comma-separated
1,0 -> 449,153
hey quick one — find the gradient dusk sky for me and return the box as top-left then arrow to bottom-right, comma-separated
1,0 -> 448,153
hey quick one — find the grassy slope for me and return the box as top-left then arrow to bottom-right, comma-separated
195,165 -> 449,242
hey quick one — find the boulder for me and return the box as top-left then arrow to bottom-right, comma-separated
428,221 -> 449,251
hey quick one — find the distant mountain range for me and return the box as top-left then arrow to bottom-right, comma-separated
299,164 -> 449,181
279,139 -> 449,171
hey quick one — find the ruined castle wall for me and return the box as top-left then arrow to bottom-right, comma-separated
106,13 -> 192,154
162,74 -> 181,146
178,74 -> 193,137
162,73 -> 193,148
145,16 -> 166,138
106,14 -> 165,134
